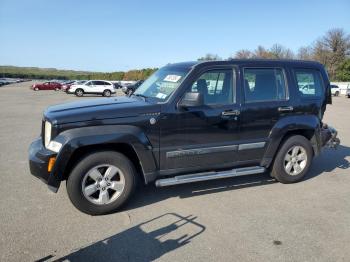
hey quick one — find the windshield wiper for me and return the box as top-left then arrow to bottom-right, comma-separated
132,93 -> 148,100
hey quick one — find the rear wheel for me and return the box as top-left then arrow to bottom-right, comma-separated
66,151 -> 137,215
271,135 -> 313,183
34,87 -> 39,91
103,89 -> 111,97
55,87 -> 60,91
335,91 -> 339,96
75,88 -> 84,97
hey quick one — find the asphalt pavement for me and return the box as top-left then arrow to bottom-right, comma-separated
0,82 -> 349,262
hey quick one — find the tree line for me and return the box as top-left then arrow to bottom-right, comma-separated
0,66 -> 157,81
198,28 -> 350,81
1,28 -> 349,82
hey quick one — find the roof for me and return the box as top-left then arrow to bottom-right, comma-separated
167,59 -> 323,70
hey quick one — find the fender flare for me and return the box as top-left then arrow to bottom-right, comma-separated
49,125 -> 157,189
261,115 -> 321,167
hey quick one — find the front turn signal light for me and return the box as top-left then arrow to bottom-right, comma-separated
48,157 -> 56,172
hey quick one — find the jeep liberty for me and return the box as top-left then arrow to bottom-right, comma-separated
29,60 -> 340,215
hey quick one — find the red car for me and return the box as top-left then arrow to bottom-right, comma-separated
31,81 -> 62,91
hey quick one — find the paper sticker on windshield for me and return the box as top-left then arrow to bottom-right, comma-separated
164,75 -> 182,83
156,93 -> 167,99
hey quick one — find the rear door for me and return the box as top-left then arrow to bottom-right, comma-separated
101,81 -> 112,92
238,66 -> 291,162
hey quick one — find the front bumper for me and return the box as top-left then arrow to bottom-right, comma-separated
29,138 -> 60,192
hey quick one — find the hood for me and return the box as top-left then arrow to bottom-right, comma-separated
44,96 -> 160,125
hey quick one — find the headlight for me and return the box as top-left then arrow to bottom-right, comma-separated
44,121 -> 62,153
44,121 -> 52,148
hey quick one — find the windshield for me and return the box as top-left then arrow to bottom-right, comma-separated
134,66 -> 189,101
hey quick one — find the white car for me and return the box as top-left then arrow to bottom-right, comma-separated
331,85 -> 340,96
68,80 -> 116,97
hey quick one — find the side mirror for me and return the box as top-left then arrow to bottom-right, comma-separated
178,92 -> 203,108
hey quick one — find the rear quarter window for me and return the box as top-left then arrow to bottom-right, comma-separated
294,69 -> 324,98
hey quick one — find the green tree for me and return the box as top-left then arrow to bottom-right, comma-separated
336,59 -> 350,81
198,53 -> 221,61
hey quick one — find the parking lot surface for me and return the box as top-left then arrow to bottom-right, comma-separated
0,82 -> 349,262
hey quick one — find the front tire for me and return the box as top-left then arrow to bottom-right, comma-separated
271,135 -> 313,184
66,151 -> 137,215
335,91 -> 339,96
75,88 -> 84,97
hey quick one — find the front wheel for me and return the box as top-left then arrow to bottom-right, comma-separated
271,135 -> 313,184
335,91 -> 339,96
66,151 -> 137,215
75,88 -> 84,97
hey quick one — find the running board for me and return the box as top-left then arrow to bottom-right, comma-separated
155,166 -> 266,187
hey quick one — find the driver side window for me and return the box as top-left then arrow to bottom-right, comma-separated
190,69 -> 235,105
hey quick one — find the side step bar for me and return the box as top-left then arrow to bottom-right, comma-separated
155,166 -> 266,187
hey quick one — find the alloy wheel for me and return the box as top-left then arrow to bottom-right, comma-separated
283,145 -> 308,176
81,164 -> 125,205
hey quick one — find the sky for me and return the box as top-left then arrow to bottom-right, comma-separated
0,0 -> 349,72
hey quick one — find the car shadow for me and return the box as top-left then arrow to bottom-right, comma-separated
125,145 -> 350,211
305,145 -> 350,179
126,172 -> 276,211
38,213 -> 205,262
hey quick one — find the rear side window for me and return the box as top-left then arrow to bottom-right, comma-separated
294,69 -> 324,97
243,68 -> 287,102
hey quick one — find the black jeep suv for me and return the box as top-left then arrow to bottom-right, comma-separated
29,60 -> 340,215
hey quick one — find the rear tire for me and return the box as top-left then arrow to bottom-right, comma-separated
271,135 -> 313,184
55,87 -> 60,91
75,88 -> 84,97
66,151 -> 137,215
103,89 -> 112,97
34,87 -> 39,91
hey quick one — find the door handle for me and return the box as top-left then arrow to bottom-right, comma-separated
222,110 -> 240,116
278,106 -> 294,112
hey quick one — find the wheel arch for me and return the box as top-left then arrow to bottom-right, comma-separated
51,125 -> 158,189
261,115 -> 321,168
62,143 -> 146,184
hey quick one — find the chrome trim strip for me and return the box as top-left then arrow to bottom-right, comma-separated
238,142 -> 266,151
166,142 -> 266,158
155,166 -> 266,187
166,144 -> 238,158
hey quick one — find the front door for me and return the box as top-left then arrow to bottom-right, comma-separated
159,67 -> 241,174
85,81 -> 96,93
